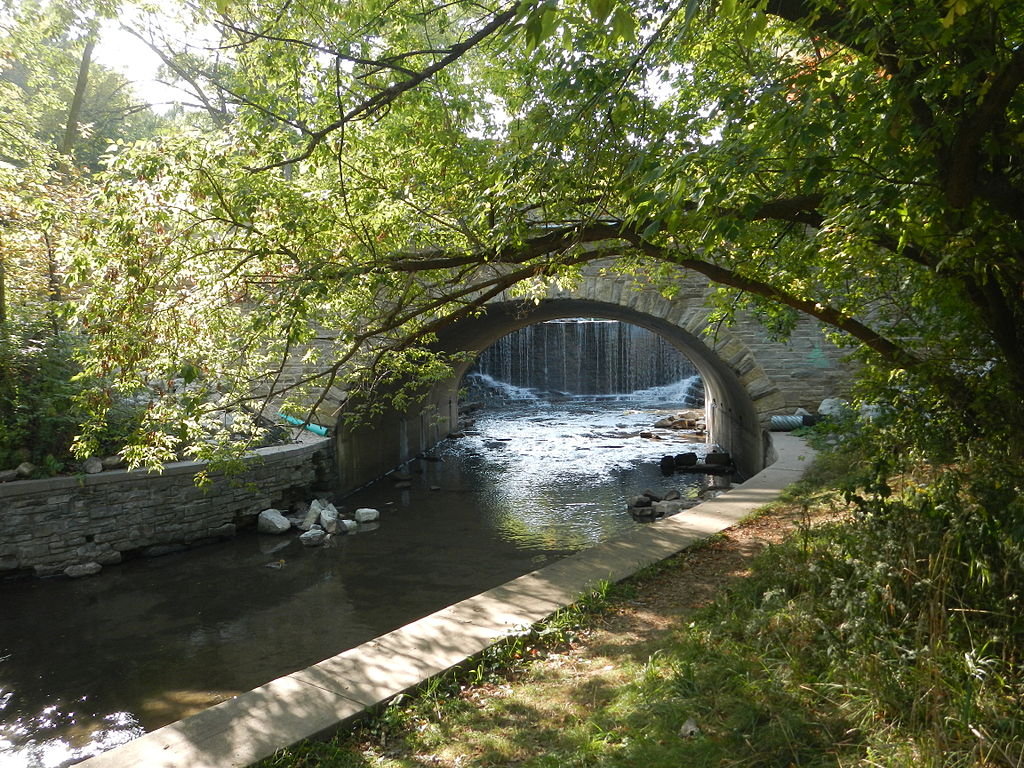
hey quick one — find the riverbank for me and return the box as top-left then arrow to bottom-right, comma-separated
255,473 -> 829,768
70,436 -> 814,768
258,442 -> 1024,768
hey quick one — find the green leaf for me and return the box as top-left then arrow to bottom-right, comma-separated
611,6 -> 636,42
588,0 -> 613,22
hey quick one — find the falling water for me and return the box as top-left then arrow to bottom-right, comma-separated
467,319 -> 703,405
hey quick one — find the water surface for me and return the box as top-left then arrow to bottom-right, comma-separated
0,394 -> 712,767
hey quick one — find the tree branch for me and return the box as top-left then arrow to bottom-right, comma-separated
248,2 -> 521,171
946,46 -> 1024,209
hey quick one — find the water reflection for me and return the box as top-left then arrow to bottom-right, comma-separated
0,394 -> 708,767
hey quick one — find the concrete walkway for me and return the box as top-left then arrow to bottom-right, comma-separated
77,434 -> 814,768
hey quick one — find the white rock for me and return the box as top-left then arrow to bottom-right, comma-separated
83,456 -> 104,474
338,519 -> 358,533
859,403 -> 884,421
318,503 -> 339,533
818,397 -> 850,417
15,462 -> 35,478
354,507 -> 379,523
299,529 -> 328,546
299,505 -> 320,531
679,717 -> 701,739
65,562 -> 102,578
101,454 -> 125,470
257,508 -> 292,534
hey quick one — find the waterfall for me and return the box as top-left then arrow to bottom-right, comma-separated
467,319 -> 703,405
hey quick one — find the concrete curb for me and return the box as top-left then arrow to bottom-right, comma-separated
75,434 -> 815,768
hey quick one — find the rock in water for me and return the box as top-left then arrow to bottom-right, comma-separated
338,519 -> 359,533
652,500 -> 686,516
257,509 -> 292,534
659,455 -> 676,475
299,504 -> 320,531
299,529 -> 328,546
65,562 -> 102,578
705,451 -> 731,466
318,503 -> 339,533
355,508 -> 379,523
675,452 -> 698,467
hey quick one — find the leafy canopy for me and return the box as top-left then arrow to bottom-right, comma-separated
61,0 -> 1024,465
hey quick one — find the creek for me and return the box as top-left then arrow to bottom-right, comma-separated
1,323 -> 717,768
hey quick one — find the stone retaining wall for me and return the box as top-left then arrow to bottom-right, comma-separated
0,438 -> 335,578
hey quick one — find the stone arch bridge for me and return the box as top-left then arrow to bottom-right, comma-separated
295,262 -> 850,487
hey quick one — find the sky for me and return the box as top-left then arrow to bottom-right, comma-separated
93,14 -> 195,113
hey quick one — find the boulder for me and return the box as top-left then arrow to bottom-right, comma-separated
355,507 -> 380,523
653,416 -> 677,428
663,489 -> 681,501
705,451 -> 731,466
642,488 -> 663,502
299,504 -> 320,531
318,503 -> 339,533
653,500 -> 687,516
818,397 -> 849,417
65,562 -> 102,578
674,452 -> 698,467
101,454 -> 125,470
97,551 -> 122,566
257,508 -> 292,535
659,455 -> 676,475
338,519 -> 359,533
299,529 -> 328,547
628,495 -> 652,508
859,403 -> 884,421
83,457 -> 104,474
15,462 -> 35,478
631,506 -> 659,519
0,469 -> 17,483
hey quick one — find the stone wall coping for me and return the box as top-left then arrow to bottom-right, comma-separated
0,437 -> 331,500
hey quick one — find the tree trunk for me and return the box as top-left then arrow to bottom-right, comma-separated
61,32 -> 96,157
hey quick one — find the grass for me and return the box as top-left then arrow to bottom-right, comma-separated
257,444 -> 1024,768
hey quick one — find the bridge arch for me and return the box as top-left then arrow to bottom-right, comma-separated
331,265 -> 850,488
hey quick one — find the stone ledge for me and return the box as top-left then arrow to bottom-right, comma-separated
0,438 -> 331,499
75,434 -> 815,768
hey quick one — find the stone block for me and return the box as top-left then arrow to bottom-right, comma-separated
65,562 -> 102,578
